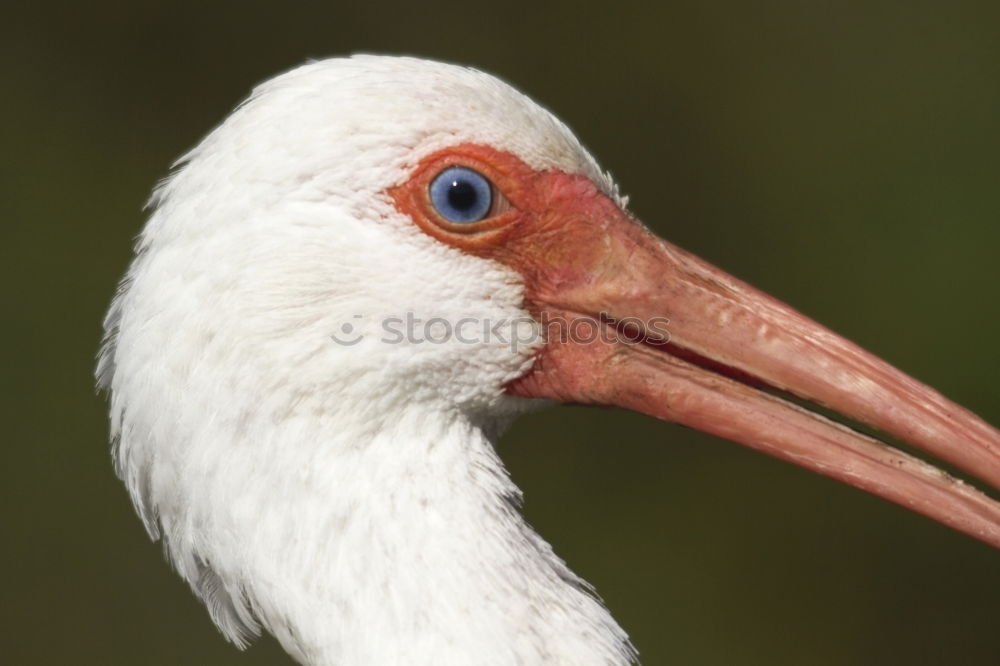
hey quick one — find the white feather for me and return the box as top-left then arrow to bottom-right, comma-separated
98,55 -> 636,665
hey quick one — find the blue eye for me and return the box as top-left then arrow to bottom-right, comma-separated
429,166 -> 493,224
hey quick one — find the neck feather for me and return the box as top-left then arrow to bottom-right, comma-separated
194,406 -> 635,666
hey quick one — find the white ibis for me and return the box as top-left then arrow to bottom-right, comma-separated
97,56 -> 1000,666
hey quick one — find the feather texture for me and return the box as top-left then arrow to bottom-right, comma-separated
98,55 -> 635,665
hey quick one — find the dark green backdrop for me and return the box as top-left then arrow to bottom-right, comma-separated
4,2 -> 998,665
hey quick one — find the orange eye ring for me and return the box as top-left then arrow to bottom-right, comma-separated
389,144 -> 535,248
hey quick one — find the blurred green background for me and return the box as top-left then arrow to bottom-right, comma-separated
4,1 -> 998,664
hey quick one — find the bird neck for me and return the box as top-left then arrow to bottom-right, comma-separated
225,406 -> 635,666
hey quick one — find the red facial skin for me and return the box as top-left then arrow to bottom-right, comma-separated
391,143 -> 1000,549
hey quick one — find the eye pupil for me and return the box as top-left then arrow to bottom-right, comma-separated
447,179 -> 478,211
429,166 -> 493,224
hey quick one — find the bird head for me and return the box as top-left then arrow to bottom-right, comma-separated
98,55 -> 1000,664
